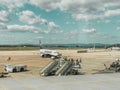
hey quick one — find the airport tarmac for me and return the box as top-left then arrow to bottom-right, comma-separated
0,73 -> 120,90
0,50 -> 120,77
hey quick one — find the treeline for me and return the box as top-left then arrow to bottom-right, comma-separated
0,44 -> 39,47
0,43 -> 120,48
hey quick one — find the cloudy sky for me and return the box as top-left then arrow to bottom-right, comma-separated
0,0 -> 120,45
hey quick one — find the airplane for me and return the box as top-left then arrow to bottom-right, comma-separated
39,40 -> 61,58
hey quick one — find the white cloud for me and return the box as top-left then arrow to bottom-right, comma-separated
6,24 -> 61,34
18,10 -> 60,33
59,0 -> 105,21
0,0 -> 28,12
103,20 -> 111,23
82,28 -> 96,34
69,28 -> 96,35
70,30 -> 80,35
29,0 -> 60,12
0,10 -> 9,22
47,21 -> 62,34
48,22 -> 59,29
28,0 -> 120,21
18,10 -> 47,25
0,0 -> 120,21
7,24 -> 45,33
104,9 -> 120,17
60,0 -> 120,21
59,0 -> 104,14
35,36 -> 44,39
0,23 -> 7,29
104,0 -> 120,8
97,19 -> 111,23
72,14 -> 100,21
117,27 -> 120,30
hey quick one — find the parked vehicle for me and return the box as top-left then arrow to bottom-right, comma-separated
0,73 -> 4,78
40,49 -> 61,58
39,40 -> 61,58
4,64 -> 27,73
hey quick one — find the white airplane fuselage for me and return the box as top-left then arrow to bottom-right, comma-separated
40,49 -> 61,58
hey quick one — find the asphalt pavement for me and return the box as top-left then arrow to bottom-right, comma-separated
0,73 -> 120,90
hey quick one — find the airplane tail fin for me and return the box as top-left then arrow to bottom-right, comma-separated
39,40 -> 42,49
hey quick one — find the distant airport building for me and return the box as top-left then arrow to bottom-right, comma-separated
111,47 -> 120,51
